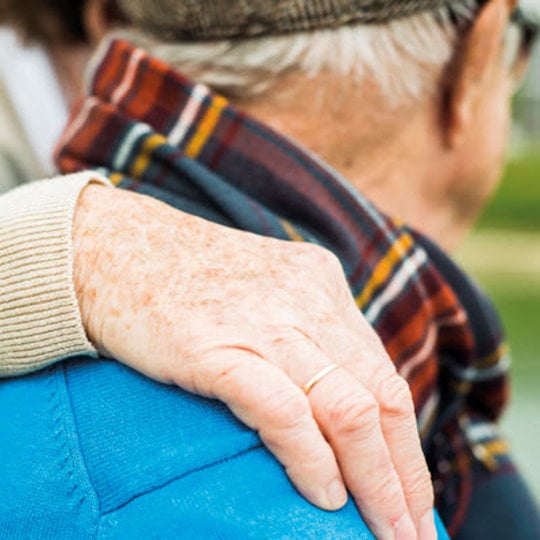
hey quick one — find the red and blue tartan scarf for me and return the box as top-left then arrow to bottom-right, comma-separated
55,38 -> 511,533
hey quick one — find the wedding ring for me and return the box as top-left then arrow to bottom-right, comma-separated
302,363 -> 339,395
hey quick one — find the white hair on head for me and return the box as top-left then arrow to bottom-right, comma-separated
117,1 -> 479,105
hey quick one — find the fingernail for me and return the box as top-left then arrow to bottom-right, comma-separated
325,479 -> 348,510
395,513 -> 416,540
419,510 -> 438,540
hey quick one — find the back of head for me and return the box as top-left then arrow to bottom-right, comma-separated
0,0 -> 485,103
113,0 -> 483,104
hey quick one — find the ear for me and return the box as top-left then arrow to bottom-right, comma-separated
443,0 -> 516,147
83,0 -> 126,46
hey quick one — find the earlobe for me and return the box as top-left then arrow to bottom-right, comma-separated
443,0 -> 512,148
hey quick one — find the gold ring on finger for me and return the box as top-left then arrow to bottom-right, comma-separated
302,363 -> 339,395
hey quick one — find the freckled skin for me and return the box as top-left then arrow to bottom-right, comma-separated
71,183 -> 434,537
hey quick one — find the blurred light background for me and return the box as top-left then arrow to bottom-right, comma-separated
456,47 -> 540,500
0,27 -> 67,190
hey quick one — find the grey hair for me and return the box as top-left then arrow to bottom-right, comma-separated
117,1 -> 480,104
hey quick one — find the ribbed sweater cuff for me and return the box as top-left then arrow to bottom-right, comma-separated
0,172 -> 111,376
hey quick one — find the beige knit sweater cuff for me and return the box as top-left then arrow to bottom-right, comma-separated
0,172 -> 112,376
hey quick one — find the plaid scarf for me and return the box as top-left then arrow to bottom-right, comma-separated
55,39 -> 512,534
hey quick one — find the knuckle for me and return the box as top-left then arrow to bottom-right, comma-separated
206,357 -> 252,398
378,374 -> 415,418
327,390 -> 380,436
406,464 -> 435,506
303,246 -> 351,304
370,472 -> 404,510
263,387 -> 311,429
304,244 -> 343,274
288,443 -> 333,477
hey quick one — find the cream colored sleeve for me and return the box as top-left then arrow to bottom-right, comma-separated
0,172 -> 112,376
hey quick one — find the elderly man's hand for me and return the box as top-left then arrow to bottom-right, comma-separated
73,184 -> 436,540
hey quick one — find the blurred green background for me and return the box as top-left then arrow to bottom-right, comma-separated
456,140 -> 540,500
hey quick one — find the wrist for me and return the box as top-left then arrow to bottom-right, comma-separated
0,173 -> 109,374
72,182 -> 119,354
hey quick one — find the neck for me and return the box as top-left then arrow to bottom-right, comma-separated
336,136 -> 471,253
239,74 -> 468,252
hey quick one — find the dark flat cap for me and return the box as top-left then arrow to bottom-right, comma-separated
118,0 -> 461,40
